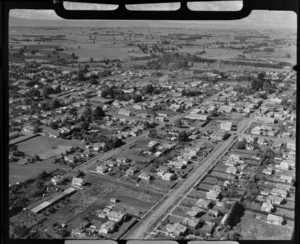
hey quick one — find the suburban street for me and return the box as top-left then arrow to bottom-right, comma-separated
73,87 -> 231,174
127,133 -> 238,239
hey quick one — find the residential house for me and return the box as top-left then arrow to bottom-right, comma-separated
118,109 -> 132,116
218,105 -> 233,113
260,189 -> 271,196
186,206 -> 205,218
138,172 -> 151,181
72,177 -> 85,188
23,125 -> 34,133
51,175 -> 64,185
226,166 -> 237,174
256,116 -> 276,124
271,188 -> 288,198
230,154 -> 242,162
286,142 -> 295,151
116,157 -> 130,164
275,183 -> 291,191
206,185 -> 222,200
210,131 -> 227,141
125,167 -> 138,176
166,223 -> 187,237
170,104 -> 182,112
93,142 -> 107,152
184,114 -> 208,121
267,214 -> 284,226
280,174 -> 293,184
262,168 -> 274,175
220,121 -> 232,131
196,198 -> 212,209
132,104 -> 142,110
261,202 -> 274,212
157,166 -> 170,177
207,209 -> 219,217
71,228 -> 85,238
201,221 -> 215,236
280,160 -> 291,170
106,211 -> 126,224
98,221 -> 116,234
162,172 -> 175,181
64,155 -> 77,164
168,160 -> 185,169
266,195 -> 283,205
182,217 -> 201,229
148,141 -> 159,148
106,160 -> 118,168
96,165 -> 109,174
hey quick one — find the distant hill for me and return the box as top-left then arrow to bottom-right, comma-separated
9,11 -> 297,30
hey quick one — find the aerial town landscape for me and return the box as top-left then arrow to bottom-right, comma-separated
8,10 -> 296,240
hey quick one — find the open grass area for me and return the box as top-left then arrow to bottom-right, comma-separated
9,158 -> 69,184
238,210 -> 293,240
85,174 -> 163,213
16,136 -> 84,159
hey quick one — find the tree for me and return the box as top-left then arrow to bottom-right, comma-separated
58,228 -> 70,238
80,121 -> 90,131
143,121 -> 151,129
93,106 -> 105,119
34,154 -> 40,161
54,84 -> 61,93
178,130 -> 188,141
101,89 -> 109,98
40,101 -> 49,110
33,126 -> 40,134
50,98 -> 61,109
68,107 -> 77,116
49,121 -> 58,129
235,140 -> 246,150
111,137 -> 123,148
43,86 -> 55,98
29,88 -> 40,98
77,69 -> 85,81
149,128 -> 157,138
90,57 -> 94,63
71,52 -> 78,59
144,84 -> 155,94
133,94 -> 143,103
89,78 -> 98,85
257,72 -> 266,80
82,104 -> 92,122
173,118 -> 182,128
37,170 -> 49,180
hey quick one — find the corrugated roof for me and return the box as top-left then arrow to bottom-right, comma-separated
31,201 -> 52,214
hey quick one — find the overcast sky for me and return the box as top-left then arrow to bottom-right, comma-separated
10,2 -> 297,29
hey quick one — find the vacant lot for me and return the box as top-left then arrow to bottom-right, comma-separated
238,210 -> 293,240
85,174 -> 163,214
16,136 -> 84,159
9,158 -> 69,184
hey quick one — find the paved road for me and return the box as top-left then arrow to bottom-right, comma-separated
127,134 -> 237,239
